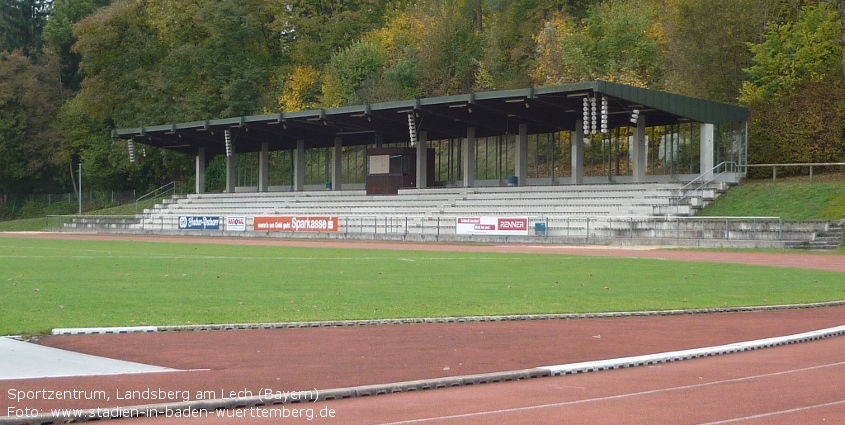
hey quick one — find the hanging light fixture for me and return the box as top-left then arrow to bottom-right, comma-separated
601,96 -> 609,134
582,97 -> 590,132
407,113 -> 417,145
630,109 -> 640,124
224,129 -> 233,157
128,140 -> 136,163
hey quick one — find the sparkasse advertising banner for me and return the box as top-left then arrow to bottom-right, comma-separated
455,217 -> 529,236
178,216 -> 221,230
254,216 -> 339,232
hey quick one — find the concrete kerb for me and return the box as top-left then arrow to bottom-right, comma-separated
539,324 -> 845,376
10,324 -> 845,425
49,300 -> 845,336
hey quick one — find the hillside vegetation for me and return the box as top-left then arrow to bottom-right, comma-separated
2,0 -> 844,214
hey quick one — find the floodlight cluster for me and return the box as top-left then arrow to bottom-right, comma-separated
407,113 -> 417,144
225,130 -> 233,157
583,95 -> 609,135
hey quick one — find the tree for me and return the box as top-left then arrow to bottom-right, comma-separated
277,65 -> 322,112
42,0 -> 111,90
0,0 -> 52,54
742,2 -> 844,170
321,41 -> 388,107
410,0 -> 483,95
746,74 -> 845,171
275,0 -> 396,70
840,0 -> 845,80
658,0 -> 808,102
0,49 -> 64,205
531,0 -> 661,87
740,2 -> 841,103
482,0 -> 569,89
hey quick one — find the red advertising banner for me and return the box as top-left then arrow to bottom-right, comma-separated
253,216 -> 339,232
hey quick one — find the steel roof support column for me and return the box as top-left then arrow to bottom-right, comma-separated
416,131 -> 428,189
294,140 -> 306,192
632,116 -> 646,182
258,142 -> 269,192
463,127 -> 476,188
515,124 -> 528,186
332,137 -> 343,191
195,148 -> 206,194
225,146 -> 236,193
571,120 -> 585,185
700,123 -> 715,180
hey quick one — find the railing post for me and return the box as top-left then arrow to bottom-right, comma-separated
676,217 -> 680,239
586,218 -> 590,240
725,218 -> 730,240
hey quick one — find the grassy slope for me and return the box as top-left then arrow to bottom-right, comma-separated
0,198 -> 164,232
699,180 -> 845,221
1,238 -> 843,335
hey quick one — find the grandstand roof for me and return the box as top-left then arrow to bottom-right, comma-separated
113,81 -> 749,158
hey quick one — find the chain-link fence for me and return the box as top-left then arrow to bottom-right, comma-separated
0,190 -> 137,220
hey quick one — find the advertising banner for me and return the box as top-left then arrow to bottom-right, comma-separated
455,217 -> 529,236
178,216 -> 221,230
254,216 -> 339,232
226,216 -> 247,232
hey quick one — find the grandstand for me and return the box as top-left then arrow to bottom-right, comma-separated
64,178 -> 841,249
70,81 -> 842,247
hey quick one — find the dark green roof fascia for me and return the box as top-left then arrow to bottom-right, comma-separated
590,81 -> 749,124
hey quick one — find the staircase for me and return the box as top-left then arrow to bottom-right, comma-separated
785,220 -> 845,250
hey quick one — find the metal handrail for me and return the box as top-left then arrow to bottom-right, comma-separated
675,161 -> 738,205
135,181 -> 182,214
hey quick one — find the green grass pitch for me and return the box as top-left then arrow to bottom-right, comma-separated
1,237 -> 843,335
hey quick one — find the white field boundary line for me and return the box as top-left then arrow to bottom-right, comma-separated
9,325 -> 845,425
50,300 -> 845,335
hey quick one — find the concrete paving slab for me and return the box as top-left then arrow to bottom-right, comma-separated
0,337 -> 176,380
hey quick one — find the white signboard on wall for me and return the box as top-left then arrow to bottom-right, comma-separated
226,216 -> 247,231
455,217 -> 529,236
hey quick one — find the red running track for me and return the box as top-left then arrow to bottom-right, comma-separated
114,335 -> 845,425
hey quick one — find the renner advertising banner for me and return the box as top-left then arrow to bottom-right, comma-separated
178,216 -> 221,230
455,217 -> 529,236
226,216 -> 247,231
254,216 -> 339,232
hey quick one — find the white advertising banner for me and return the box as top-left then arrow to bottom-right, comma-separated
226,216 -> 247,231
455,217 -> 529,236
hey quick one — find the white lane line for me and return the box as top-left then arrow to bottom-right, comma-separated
370,361 -> 845,425
695,399 -> 845,424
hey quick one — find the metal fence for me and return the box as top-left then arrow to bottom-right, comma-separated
2,190 -> 137,216
743,162 -> 845,182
